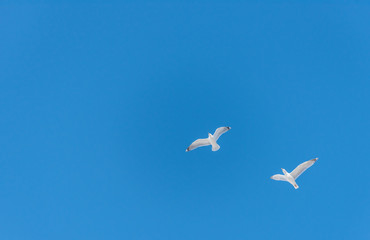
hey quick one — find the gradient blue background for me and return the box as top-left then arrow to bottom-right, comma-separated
1,2 -> 369,239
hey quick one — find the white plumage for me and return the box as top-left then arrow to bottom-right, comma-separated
186,127 -> 231,152
270,158 -> 318,189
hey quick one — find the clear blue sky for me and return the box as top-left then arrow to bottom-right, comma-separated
1,2 -> 369,240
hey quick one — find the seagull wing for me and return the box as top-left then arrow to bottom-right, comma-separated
213,127 -> 231,141
186,138 -> 210,152
290,158 -> 318,179
270,174 -> 288,181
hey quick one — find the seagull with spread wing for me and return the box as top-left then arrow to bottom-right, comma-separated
270,158 -> 318,189
186,127 -> 231,152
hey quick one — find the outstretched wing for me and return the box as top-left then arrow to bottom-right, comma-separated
213,127 -> 231,141
290,158 -> 318,179
270,174 -> 287,181
186,138 -> 210,152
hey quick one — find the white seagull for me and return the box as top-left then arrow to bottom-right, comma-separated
186,127 -> 231,152
270,158 -> 318,189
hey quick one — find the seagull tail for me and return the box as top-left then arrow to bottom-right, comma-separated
212,143 -> 220,151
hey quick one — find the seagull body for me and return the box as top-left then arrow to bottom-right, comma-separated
208,133 -> 220,151
186,127 -> 231,152
270,158 -> 318,189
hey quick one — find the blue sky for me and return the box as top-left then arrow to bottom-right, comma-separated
1,2 -> 370,240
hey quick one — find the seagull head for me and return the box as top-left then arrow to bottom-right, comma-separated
281,168 -> 288,175
208,133 -> 212,138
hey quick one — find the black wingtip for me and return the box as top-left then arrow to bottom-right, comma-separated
186,148 -> 190,152
227,126 -> 231,130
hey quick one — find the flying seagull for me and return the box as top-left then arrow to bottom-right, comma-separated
270,158 -> 318,189
186,127 -> 231,152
